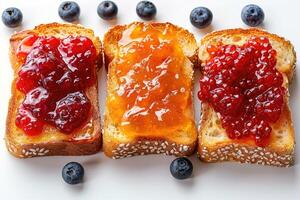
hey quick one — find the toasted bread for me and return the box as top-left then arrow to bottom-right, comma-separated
5,23 -> 102,158
198,28 -> 296,167
103,22 -> 198,159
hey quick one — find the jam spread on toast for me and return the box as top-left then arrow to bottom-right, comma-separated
15,35 -> 96,136
198,37 -> 284,146
107,23 -> 194,136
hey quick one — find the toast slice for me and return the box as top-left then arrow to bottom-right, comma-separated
103,22 -> 198,159
5,23 -> 102,158
198,28 -> 296,167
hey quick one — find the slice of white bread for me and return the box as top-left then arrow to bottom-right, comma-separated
198,28 -> 296,167
103,22 -> 198,159
5,23 -> 102,158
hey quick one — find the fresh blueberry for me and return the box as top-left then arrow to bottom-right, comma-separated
58,1 -> 80,22
97,1 -> 118,20
170,157 -> 193,180
2,7 -> 23,28
241,4 -> 265,27
190,7 -> 213,29
136,1 -> 157,20
62,162 -> 84,184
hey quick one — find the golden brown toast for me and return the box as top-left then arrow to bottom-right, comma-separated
5,23 -> 102,158
198,28 -> 296,167
103,22 -> 198,159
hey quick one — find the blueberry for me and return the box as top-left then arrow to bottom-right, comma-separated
58,1 -> 80,22
97,1 -> 118,20
170,157 -> 193,180
62,162 -> 84,184
190,7 -> 213,29
2,7 -> 23,28
241,4 -> 265,27
136,1 -> 157,20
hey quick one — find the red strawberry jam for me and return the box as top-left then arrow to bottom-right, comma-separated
47,91 -> 91,133
198,37 -> 284,147
15,35 -> 96,136
16,34 -> 39,62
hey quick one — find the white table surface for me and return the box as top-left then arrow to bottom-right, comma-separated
0,0 -> 299,199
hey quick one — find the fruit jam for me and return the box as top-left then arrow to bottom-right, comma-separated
107,23 -> 195,136
15,35 -> 97,136
198,37 -> 284,147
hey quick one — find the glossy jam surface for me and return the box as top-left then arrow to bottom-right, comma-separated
107,23 -> 193,135
198,37 -> 284,146
15,35 -> 96,136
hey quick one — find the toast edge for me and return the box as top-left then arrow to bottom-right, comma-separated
103,135 -> 197,159
197,143 -> 294,167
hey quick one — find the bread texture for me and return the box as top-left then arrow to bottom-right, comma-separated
5,23 -> 102,158
198,28 -> 296,167
103,22 -> 198,159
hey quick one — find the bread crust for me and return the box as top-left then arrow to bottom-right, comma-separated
103,22 -> 198,159
5,23 -> 102,158
197,28 -> 296,167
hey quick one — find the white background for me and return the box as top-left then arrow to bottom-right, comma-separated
0,0 -> 299,199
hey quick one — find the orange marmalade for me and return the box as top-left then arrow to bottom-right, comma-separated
107,23 -> 194,136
